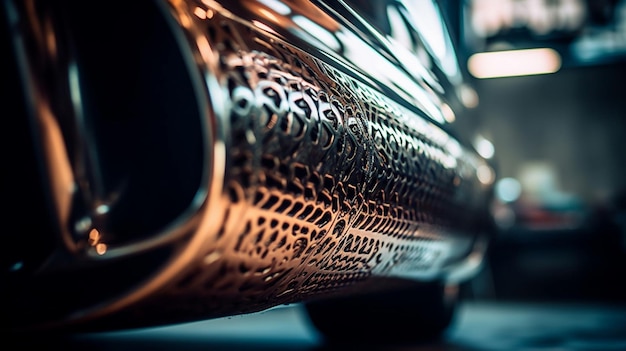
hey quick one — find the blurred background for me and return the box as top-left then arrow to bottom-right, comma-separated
448,0 -> 626,304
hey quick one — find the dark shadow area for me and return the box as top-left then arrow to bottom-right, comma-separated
5,302 -> 626,351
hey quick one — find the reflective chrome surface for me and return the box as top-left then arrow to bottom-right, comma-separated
0,0 -> 494,330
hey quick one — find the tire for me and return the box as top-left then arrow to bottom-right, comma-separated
304,281 -> 459,345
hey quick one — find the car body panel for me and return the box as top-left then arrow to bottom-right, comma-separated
1,0 -> 494,331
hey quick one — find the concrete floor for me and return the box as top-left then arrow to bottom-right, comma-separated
9,301 -> 626,351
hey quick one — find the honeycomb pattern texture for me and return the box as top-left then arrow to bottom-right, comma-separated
95,0 -> 491,328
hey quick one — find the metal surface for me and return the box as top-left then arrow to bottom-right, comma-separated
1,0 -> 494,330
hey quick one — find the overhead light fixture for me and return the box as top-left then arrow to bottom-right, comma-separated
467,48 -> 561,79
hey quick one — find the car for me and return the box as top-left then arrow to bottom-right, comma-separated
1,0 -> 496,343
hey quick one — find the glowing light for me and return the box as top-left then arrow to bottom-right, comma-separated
74,217 -> 92,233
39,102 -> 75,227
441,102 -> 456,123
95,204 -> 110,215
402,0 -> 460,80
196,35 -> 216,64
460,84 -> 479,109
468,48 -> 561,79
474,135 -> 495,159
194,7 -> 207,19
477,164 -> 495,185
179,12 -> 192,28
88,228 -> 101,246
293,15 -> 341,51
258,8 -> 279,23
258,0 -> 290,15
203,251 -> 222,265
251,20 -> 277,34
10,261 -> 23,272
470,0 -> 585,37
495,177 -> 522,202
45,27 -> 57,58
96,243 -> 107,255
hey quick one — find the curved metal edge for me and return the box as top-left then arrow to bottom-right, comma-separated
0,0 -> 227,329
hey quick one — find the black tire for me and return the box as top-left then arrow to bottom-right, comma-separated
304,281 -> 458,345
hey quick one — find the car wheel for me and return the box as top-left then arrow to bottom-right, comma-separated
304,281 -> 459,344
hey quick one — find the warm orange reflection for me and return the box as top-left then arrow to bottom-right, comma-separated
251,20 -> 277,34
193,2 -> 215,19
194,6 -> 207,19
88,229 -> 107,254
477,164 -> 495,185
44,21 -> 57,59
95,204 -> 109,215
258,8 -> 279,23
95,243 -> 107,255
179,11 -> 193,28
88,228 -> 101,246
39,103 -> 75,235
203,251 -> 222,265
195,35 -> 215,65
